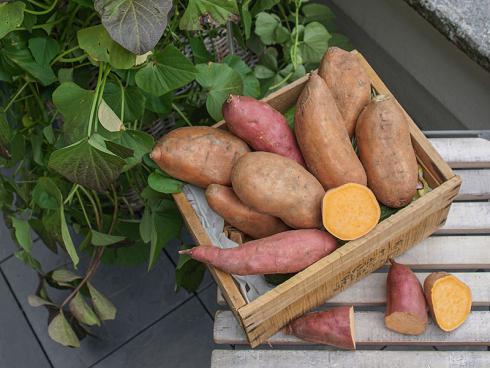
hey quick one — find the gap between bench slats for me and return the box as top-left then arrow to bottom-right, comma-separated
455,169 -> 490,200
429,138 -> 490,168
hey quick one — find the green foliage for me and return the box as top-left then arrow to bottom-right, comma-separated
0,0 -> 347,349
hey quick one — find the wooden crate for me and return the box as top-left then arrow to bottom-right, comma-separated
172,50 -> 462,348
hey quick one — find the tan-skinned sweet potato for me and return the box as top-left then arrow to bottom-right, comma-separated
295,73 -> 367,189
385,260 -> 428,335
424,272 -> 472,332
205,184 -> 289,239
356,95 -> 418,208
222,95 -> 305,166
319,47 -> 371,137
285,306 -> 356,349
150,126 -> 250,188
231,151 -> 325,229
179,229 -> 337,275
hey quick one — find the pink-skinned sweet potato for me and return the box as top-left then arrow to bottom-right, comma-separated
179,229 -> 337,275
385,260 -> 428,335
222,95 -> 305,166
285,306 -> 356,349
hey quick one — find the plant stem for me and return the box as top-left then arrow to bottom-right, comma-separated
27,0 -> 50,10
64,184 -> 79,205
172,103 -> 193,126
2,81 -> 29,112
15,15 -> 68,31
113,75 -> 125,122
28,83 -> 47,122
79,186 -> 102,230
76,190 -> 92,230
109,185 -> 118,234
278,3 -> 292,32
56,55 -> 87,64
24,0 -> 58,15
50,46 -> 81,65
88,64 -> 104,136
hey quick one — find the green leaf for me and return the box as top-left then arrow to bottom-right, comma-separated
148,207 -> 182,269
196,62 -> 242,120
87,283 -> 116,320
95,0 -> 173,54
11,217 -> 32,252
60,205 -> 79,267
28,37 -> 60,66
139,206 -> 153,243
77,25 -> 135,69
28,295 -> 55,307
103,81 -> 146,123
189,37 -> 213,64
241,0 -> 252,39
250,0 -> 279,16
302,3 -> 335,28
58,68 -> 73,83
148,171 -> 183,194
15,250 -> 42,272
48,313 -> 80,348
48,135 -> 126,192
329,33 -> 353,51
32,177 -> 62,210
52,269 -> 81,283
2,47 -> 56,86
52,82 -> 95,144
298,22 -> 331,64
69,292 -> 101,326
180,0 -> 239,31
284,104 -> 296,130
98,99 -> 124,132
255,12 -> 289,45
91,229 -> 125,246
175,252 -> 206,292
144,92 -> 172,114
223,55 -> 260,98
0,113 -> 12,159
135,45 -> 196,96
108,130 -> 153,170
0,2 -> 25,40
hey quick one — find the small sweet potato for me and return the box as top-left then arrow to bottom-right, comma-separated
319,47 -> 371,137
356,95 -> 418,208
222,95 -> 305,166
205,184 -> 289,239
385,260 -> 428,335
285,306 -> 356,349
295,73 -> 367,189
424,272 -> 472,332
180,229 -> 337,275
231,152 -> 325,229
150,126 -> 250,188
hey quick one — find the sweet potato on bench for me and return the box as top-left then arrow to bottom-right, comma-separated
424,272 -> 472,332
179,229 -> 337,275
222,95 -> 305,166
285,306 -> 356,349
385,260 -> 428,335
205,184 -> 289,239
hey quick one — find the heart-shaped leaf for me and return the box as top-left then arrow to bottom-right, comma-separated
28,37 -> 59,66
255,12 -> 290,45
107,130 -> 153,170
2,47 -> 56,86
48,312 -> 80,348
95,0 -> 173,54
87,283 -> 116,320
98,99 -> 125,132
91,229 -> 125,246
223,55 -> 260,98
0,2 -> 25,40
297,22 -> 331,64
69,292 -> 101,326
148,171 -> 183,194
180,0 -> 239,31
148,206 -> 182,269
103,81 -> 146,123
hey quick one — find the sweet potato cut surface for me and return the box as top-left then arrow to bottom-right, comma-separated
285,306 -> 356,350
385,261 -> 428,335
205,184 -> 289,239
319,47 -> 371,137
180,229 -> 337,275
322,183 -> 380,241
424,272 -> 472,332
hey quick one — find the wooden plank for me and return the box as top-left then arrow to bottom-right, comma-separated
429,138 -> 490,168
211,350 -> 490,368
455,170 -> 490,200
215,310 -> 490,346
437,202 -> 490,234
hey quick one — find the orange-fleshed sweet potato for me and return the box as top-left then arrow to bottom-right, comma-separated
385,260 -> 428,335
424,272 -> 472,332
222,95 -> 305,166
319,47 -> 371,137
205,184 -> 289,239
322,183 -> 380,240
150,126 -> 250,188
356,95 -> 418,208
231,152 -> 325,229
295,73 -> 367,189
179,229 -> 337,275
285,306 -> 356,349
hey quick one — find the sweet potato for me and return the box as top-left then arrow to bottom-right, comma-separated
295,73 -> 367,189
385,260 -> 428,335
319,47 -> 371,137
222,95 -> 305,166
231,152 -> 324,229
356,95 -> 418,208
179,229 -> 337,275
424,272 -> 472,332
150,126 -> 250,188
205,184 -> 289,239
322,183 -> 380,240
285,306 -> 356,349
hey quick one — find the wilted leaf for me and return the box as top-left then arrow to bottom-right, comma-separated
51,269 -> 81,283
148,171 -> 183,194
11,217 -> 32,252
28,294 -> 55,307
180,0 -> 238,31
69,293 -> 100,326
87,283 -> 116,320
91,229 -> 125,246
98,99 -> 125,132
28,37 -> 60,66
48,312 -> 80,348
60,206 -> 79,267
0,2 -> 25,40
15,250 -> 42,273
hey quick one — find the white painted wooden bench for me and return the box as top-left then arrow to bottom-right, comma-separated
211,136 -> 490,367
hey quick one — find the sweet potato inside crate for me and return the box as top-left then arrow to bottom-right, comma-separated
172,50 -> 461,348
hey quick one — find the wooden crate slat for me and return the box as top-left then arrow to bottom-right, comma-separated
211,350 -> 490,368
215,310 -> 490,346
437,202 -> 490,234
455,169 -> 490,200
429,138 -> 490,168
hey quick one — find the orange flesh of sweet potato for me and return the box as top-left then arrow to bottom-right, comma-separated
385,261 -> 428,335
424,272 -> 472,332
322,183 -> 380,240
285,306 -> 356,350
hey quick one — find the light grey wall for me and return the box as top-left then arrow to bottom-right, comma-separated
323,0 -> 490,131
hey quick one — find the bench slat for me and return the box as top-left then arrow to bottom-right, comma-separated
437,202 -> 490,234
215,310 -> 490,345
455,170 -> 490,200
211,350 -> 490,368
429,138 -> 490,168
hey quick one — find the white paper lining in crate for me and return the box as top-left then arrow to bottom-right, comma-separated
183,184 -> 273,302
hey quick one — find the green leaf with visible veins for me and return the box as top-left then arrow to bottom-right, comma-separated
179,0 -> 239,31
0,2 -> 25,40
48,313 -> 80,348
2,47 -> 56,86
297,22 -> 331,64
224,55 -> 260,98
107,130 -> 154,171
